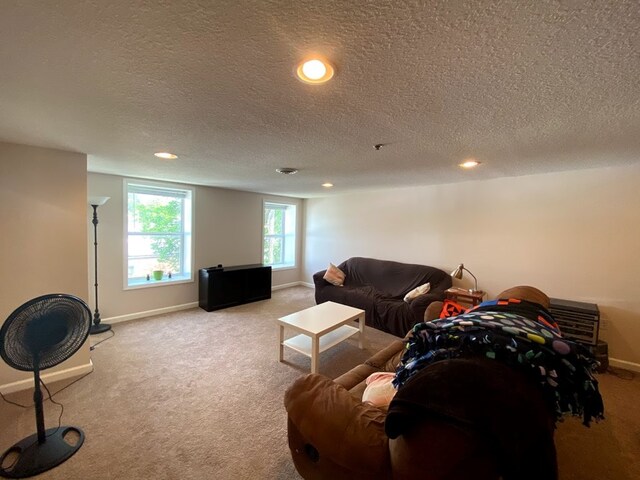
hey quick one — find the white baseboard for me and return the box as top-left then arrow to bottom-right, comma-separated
609,357 -> 640,373
100,284 -> 314,325
300,282 -> 314,289
105,284 -> 314,325
272,281 -> 301,291
273,281 -> 313,291
104,302 -> 199,325
1,361 -> 94,395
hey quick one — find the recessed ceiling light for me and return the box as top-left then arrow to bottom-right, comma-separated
459,159 -> 480,169
154,152 -> 178,159
322,183 -> 334,188
276,167 -> 298,175
296,58 -> 334,85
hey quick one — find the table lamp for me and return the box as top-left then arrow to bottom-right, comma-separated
450,263 -> 479,293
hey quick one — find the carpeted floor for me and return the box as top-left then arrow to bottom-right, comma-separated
1,286 -> 638,479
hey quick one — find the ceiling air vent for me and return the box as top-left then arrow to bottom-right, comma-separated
276,168 -> 298,175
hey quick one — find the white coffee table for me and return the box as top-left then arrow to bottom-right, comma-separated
277,301 -> 366,373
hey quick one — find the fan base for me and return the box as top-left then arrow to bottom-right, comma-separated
90,322 -> 111,335
0,426 -> 84,479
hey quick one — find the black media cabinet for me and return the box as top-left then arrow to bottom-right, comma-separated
198,264 -> 272,312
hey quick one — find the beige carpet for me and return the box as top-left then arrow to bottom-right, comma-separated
1,286 -> 638,479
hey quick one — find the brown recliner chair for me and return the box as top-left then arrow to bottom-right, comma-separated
284,286 -> 558,480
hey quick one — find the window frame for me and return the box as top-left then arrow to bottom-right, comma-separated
262,200 -> 297,271
123,178 -> 195,290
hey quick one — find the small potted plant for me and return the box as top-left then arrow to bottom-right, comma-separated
152,262 -> 168,281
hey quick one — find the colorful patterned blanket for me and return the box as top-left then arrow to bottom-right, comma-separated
393,298 -> 604,426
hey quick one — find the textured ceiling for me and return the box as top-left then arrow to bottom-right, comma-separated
0,0 -> 638,197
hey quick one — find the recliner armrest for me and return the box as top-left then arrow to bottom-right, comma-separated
424,301 -> 444,322
332,339 -> 404,391
334,363 -> 379,391
284,374 -> 390,476
364,339 -> 405,372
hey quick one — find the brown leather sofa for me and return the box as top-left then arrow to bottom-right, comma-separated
284,287 -> 559,480
313,257 -> 452,337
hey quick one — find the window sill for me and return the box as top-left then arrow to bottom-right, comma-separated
125,275 -> 193,290
270,265 -> 297,272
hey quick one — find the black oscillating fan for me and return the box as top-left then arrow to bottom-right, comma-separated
0,294 -> 91,479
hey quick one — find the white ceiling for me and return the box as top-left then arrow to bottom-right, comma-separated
1,0 -> 638,198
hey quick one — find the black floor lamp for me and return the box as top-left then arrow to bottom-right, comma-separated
88,196 -> 111,335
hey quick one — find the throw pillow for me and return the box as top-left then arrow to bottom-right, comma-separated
323,263 -> 345,286
403,282 -> 431,303
362,372 -> 397,407
439,299 -> 466,318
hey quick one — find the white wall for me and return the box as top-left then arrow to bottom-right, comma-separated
87,173 -> 303,319
0,142 -> 90,388
304,164 -> 640,368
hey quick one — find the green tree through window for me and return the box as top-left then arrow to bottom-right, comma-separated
263,207 -> 284,264
263,202 -> 296,267
126,180 -> 193,287
134,199 -> 181,272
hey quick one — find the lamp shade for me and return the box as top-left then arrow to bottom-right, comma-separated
88,196 -> 110,206
450,264 -> 464,279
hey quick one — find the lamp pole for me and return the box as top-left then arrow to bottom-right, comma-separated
89,197 -> 111,334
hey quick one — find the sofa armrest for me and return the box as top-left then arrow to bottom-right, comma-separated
408,291 -> 445,321
313,269 -> 328,288
313,270 -> 330,304
284,374 -> 390,476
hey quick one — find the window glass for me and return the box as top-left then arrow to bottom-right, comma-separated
126,181 -> 193,287
263,202 -> 296,268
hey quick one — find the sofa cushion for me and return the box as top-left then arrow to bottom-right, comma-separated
403,282 -> 430,303
324,285 -> 381,313
362,372 -> 397,407
323,262 -> 346,286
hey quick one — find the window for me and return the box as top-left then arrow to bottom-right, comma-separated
263,202 -> 296,269
125,180 -> 193,288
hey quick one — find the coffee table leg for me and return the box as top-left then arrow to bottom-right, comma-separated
358,313 -> 366,349
311,335 -> 319,374
278,324 -> 284,362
